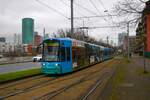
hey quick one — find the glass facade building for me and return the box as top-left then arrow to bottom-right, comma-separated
22,18 -> 34,44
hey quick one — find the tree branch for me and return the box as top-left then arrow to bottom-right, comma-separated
138,0 -> 146,3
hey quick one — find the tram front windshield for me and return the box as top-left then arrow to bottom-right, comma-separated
43,40 -> 60,62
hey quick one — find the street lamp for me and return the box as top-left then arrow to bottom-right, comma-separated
127,22 -> 130,60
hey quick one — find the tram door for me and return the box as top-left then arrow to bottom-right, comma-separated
65,47 -> 71,66
61,41 -> 72,73
72,48 -> 78,68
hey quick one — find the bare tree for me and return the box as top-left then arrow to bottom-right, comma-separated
114,0 -> 148,24
50,29 -> 114,47
57,29 -> 66,38
52,32 -> 58,38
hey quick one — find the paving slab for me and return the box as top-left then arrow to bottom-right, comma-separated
100,56 -> 150,100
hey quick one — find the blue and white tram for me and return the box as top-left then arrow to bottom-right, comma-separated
41,38 -> 114,74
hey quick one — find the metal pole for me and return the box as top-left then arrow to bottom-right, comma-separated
127,22 -> 130,59
107,36 -> 109,46
143,43 -> 147,73
71,0 -> 74,36
83,19 -> 85,41
43,28 -> 45,40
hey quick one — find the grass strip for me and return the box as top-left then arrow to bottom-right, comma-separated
0,68 -> 41,83
109,62 -> 127,100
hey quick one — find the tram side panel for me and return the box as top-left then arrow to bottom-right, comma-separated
59,40 -> 73,74
72,41 -> 87,71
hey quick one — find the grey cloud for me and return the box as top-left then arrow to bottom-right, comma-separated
0,0 -> 123,44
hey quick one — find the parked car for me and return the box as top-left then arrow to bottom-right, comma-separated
32,55 -> 42,62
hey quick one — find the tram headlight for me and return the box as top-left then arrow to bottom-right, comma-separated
55,63 -> 60,67
42,63 -> 46,66
55,63 -> 58,66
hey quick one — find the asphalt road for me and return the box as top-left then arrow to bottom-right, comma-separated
0,62 -> 41,73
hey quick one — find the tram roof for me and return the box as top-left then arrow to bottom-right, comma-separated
44,38 -> 71,41
44,38 -> 110,49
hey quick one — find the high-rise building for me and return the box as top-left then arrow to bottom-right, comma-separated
22,18 -> 34,44
118,33 -> 127,46
14,34 -> 21,45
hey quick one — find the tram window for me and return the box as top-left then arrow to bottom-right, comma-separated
66,47 -> 70,61
60,47 -> 65,61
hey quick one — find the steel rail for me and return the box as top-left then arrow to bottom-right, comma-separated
34,60 -> 116,100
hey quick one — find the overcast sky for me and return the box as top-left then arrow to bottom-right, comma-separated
0,0 -> 136,45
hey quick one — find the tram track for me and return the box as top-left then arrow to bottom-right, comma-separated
80,60 -> 122,100
33,60 -> 117,100
0,59 -> 117,99
34,71 -> 110,100
0,75 -> 44,90
0,59 -> 113,90
81,72 -> 110,100
0,77 -> 57,99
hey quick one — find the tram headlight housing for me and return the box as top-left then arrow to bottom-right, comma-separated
42,63 -> 46,66
55,63 -> 59,66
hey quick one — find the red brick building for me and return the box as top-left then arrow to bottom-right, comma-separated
147,14 -> 150,53
136,0 -> 150,58
34,34 -> 42,46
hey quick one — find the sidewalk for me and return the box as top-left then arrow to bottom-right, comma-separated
100,56 -> 150,100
